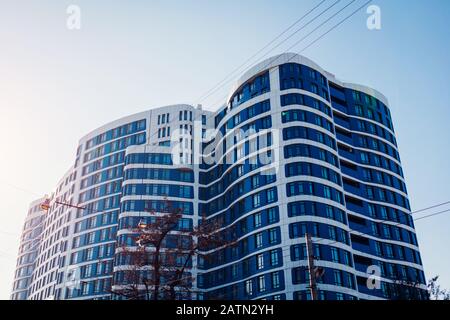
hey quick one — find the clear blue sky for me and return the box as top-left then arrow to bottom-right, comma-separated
0,0 -> 449,299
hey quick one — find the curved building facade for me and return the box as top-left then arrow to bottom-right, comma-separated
12,53 -> 427,300
196,53 -> 426,300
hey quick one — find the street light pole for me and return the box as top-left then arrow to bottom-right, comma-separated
305,233 -> 318,301
40,197 -> 86,211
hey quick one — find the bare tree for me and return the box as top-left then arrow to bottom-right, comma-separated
110,246 -> 150,300
111,199 -> 234,300
164,214 -> 236,300
427,276 -> 450,300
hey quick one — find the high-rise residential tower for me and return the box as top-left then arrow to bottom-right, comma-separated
12,53 -> 427,300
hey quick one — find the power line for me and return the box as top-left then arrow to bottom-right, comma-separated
297,0 -> 371,54
115,203 -> 450,280
195,0 -> 329,104
196,0 -> 340,105
0,230 -> 19,237
314,202 -> 450,248
414,208 -> 450,222
0,250 -> 16,260
411,201 -> 450,215
0,179 -> 41,197
5,201 -> 449,291
206,0 -> 369,109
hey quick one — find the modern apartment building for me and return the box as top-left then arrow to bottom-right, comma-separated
11,53 -> 427,300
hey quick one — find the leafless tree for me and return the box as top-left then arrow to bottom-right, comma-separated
165,214 -> 236,300
111,199 -> 235,300
110,246 -> 149,300
427,276 -> 450,300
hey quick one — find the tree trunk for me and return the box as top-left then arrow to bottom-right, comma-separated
153,247 -> 160,301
